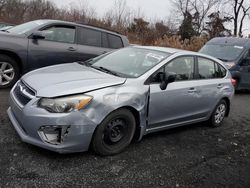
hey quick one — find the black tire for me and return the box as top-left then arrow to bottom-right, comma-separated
92,108 -> 136,156
0,55 -> 20,88
208,99 -> 228,127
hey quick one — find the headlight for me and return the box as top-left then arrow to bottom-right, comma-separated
38,95 -> 93,113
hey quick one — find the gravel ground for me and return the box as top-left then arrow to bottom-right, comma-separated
0,89 -> 250,188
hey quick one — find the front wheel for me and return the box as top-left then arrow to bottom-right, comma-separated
209,99 -> 228,127
0,55 -> 20,88
92,109 -> 136,156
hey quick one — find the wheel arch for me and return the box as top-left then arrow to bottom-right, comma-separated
221,97 -> 230,117
0,50 -> 23,73
92,106 -> 142,142
120,106 -> 141,141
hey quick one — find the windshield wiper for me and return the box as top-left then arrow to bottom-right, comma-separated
78,59 -> 93,67
217,58 -> 228,62
78,61 -> 120,77
92,66 -> 120,77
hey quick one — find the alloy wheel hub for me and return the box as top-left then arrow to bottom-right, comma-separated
0,62 -> 15,86
215,104 -> 226,124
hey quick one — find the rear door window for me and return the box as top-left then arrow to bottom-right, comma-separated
102,33 -> 109,48
77,27 -> 102,47
198,57 -> 226,79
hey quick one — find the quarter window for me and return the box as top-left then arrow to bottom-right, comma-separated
108,34 -> 123,49
42,26 -> 75,43
166,56 -> 195,81
78,27 -> 102,47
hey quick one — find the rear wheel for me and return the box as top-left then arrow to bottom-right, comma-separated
92,109 -> 136,156
208,99 -> 228,127
0,55 -> 20,88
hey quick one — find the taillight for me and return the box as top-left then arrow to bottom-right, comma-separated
231,79 -> 237,87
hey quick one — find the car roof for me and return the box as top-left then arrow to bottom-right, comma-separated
134,45 -> 191,54
134,45 -> 204,56
206,37 -> 250,47
132,45 -> 226,67
36,19 -> 124,36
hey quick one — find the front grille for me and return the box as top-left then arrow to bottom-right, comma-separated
13,81 -> 36,107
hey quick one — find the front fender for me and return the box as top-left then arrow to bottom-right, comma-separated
82,84 -> 150,138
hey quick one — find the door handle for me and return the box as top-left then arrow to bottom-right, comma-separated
67,47 -> 76,51
102,51 -> 107,54
217,84 -> 223,89
188,88 -> 197,93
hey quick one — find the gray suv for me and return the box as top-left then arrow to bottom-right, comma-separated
7,46 -> 234,155
0,20 -> 129,88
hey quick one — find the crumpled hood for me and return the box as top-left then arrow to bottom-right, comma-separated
22,63 -> 126,97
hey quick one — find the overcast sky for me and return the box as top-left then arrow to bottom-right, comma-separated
50,0 -> 250,36
50,0 -> 173,19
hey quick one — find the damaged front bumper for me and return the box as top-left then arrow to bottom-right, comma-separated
7,90 -> 96,153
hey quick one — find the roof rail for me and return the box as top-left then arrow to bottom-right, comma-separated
75,22 -> 121,34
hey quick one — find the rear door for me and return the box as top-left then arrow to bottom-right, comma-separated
148,56 -> 205,130
196,57 -> 227,115
28,25 -> 78,70
75,27 -> 112,61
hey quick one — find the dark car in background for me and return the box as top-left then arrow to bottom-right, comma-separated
0,20 -> 129,88
199,37 -> 250,90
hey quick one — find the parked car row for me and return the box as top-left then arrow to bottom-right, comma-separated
2,19 -> 248,155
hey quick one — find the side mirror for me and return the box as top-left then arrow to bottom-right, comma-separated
167,74 -> 176,83
159,72 -> 176,90
32,31 -> 46,40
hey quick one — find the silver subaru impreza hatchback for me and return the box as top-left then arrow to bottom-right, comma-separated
7,46 -> 234,155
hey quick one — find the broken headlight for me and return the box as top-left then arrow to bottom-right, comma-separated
38,95 -> 93,113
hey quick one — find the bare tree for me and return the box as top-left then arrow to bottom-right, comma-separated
238,5 -> 250,37
172,0 -> 220,34
105,0 -> 132,32
229,0 -> 250,36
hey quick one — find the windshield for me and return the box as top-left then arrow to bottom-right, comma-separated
199,44 -> 244,61
90,47 -> 170,78
8,20 -> 46,34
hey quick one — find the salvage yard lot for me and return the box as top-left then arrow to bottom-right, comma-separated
0,89 -> 250,187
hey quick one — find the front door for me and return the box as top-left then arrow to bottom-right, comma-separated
148,56 -> 204,130
28,25 -> 79,71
